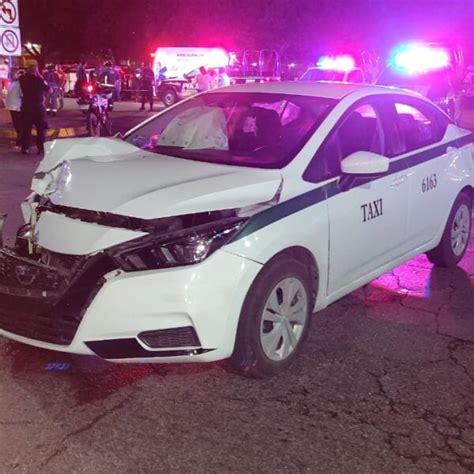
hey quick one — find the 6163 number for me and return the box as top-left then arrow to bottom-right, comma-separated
422,174 -> 437,193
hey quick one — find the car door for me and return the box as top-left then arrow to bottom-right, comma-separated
384,97 -> 455,248
304,98 -> 410,296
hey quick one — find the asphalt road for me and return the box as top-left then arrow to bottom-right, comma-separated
0,128 -> 474,472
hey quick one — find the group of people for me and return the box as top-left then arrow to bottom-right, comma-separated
195,66 -> 231,92
75,60 -> 123,106
6,64 -> 50,155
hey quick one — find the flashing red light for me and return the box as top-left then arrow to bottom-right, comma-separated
86,84 -> 94,93
150,52 -> 155,58
317,55 -> 356,72
391,44 -> 450,74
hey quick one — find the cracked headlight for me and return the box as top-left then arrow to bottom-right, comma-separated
112,218 -> 247,271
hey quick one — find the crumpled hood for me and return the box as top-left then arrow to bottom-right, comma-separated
36,137 -> 282,219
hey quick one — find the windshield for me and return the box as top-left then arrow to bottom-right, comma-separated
125,92 -> 336,169
301,69 -> 345,82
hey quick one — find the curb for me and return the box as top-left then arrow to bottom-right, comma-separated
0,124 -> 88,145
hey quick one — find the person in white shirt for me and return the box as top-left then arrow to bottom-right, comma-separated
5,69 -> 23,147
215,67 -> 231,88
195,66 -> 211,93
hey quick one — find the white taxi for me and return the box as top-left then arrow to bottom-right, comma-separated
0,82 -> 472,377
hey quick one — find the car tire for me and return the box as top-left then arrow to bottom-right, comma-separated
162,89 -> 177,107
426,191 -> 472,267
230,257 -> 313,378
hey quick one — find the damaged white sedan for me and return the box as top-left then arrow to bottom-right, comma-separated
0,82 -> 473,377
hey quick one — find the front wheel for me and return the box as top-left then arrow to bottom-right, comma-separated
230,257 -> 313,378
161,89 -> 177,107
427,191 -> 472,267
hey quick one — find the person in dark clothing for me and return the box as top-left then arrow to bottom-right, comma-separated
75,60 -> 88,98
19,64 -> 50,155
140,64 -> 155,111
99,61 -> 119,108
45,64 -> 60,115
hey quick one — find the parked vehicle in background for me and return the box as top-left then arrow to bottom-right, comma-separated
299,55 -> 371,84
157,49 -> 282,107
152,47 -> 229,81
376,43 -> 464,120
299,50 -> 380,84
228,50 -> 281,84
155,68 -> 201,107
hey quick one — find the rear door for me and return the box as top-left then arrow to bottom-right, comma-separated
383,97 -> 457,248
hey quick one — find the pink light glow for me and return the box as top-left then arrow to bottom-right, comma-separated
317,55 -> 356,72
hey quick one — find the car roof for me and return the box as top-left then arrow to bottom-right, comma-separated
209,81 -> 419,100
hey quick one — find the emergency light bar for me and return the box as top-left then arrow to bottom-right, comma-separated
391,44 -> 450,74
316,55 -> 356,72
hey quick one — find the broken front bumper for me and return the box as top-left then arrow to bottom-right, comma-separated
0,247 -> 115,346
0,243 -> 263,363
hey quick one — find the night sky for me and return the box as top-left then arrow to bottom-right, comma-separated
20,0 -> 474,63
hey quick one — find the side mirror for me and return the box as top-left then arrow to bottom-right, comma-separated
341,151 -> 389,175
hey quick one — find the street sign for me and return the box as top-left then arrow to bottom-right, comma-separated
0,26 -> 21,55
0,0 -> 18,28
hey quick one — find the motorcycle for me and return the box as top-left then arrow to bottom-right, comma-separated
77,83 -> 113,137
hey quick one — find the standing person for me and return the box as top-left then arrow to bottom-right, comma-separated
114,65 -> 122,102
5,69 -> 23,148
56,65 -> 67,110
99,61 -> 117,108
44,64 -> 60,116
18,64 -> 50,155
195,66 -> 211,93
139,63 -> 155,111
75,59 -> 88,98
208,68 -> 217,89
215,67 -> 231,88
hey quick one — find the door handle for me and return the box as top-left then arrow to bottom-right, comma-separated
390,175 -> 408,187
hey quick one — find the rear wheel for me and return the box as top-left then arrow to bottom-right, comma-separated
230,257 -> 313,378
427,191 -> 472,267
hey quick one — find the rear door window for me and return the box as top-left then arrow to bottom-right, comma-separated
389,99 -> 452,155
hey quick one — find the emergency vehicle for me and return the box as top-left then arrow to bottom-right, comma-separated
376,43 -> 464,120
156,49 -> 282,107
300,56 -> 368,84
0,82 -> 472,378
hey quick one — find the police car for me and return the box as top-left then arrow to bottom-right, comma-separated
156,68 -> 199,107
0,82 -> 472,378
376,43 -> 462,120
300,56 -> 368,84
